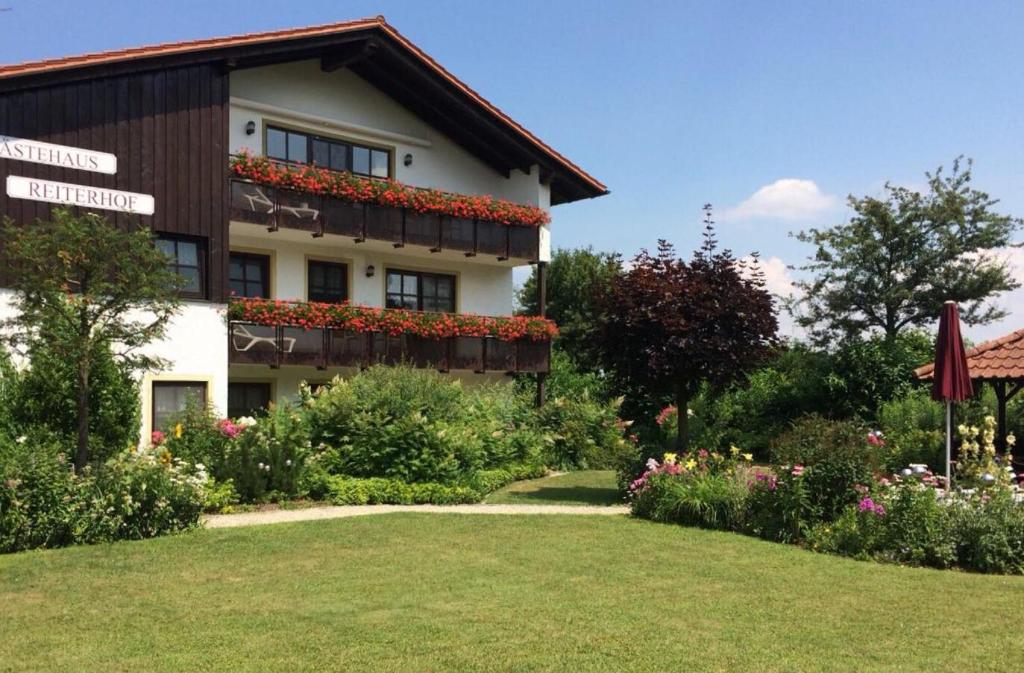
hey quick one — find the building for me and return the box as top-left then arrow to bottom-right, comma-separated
0,17 -> 607,442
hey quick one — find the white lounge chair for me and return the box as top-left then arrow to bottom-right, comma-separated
231,324 -> 295,353
241,186 -> 275,213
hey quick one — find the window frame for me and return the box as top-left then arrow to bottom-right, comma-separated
229,251 -> 271,299
155,234 -> 206,300
151,381 -> 208,432
265,124 -> 392,179
227,381 -> 273,420
306,259 -> 350,304
385,268 -> 456,313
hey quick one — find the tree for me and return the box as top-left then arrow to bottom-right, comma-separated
518,247 -> 621,367
595,206 -> 779,450
0,209 -> 182,470
793,158 -> 1021,343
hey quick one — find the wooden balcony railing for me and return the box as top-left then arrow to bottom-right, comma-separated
229,177 -> 541,262
228,321 -> 551,374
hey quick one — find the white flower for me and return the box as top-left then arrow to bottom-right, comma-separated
257,462 -> 265,470
15,435 -> 26,444
285,459 -> 292,466
236,416 -> 258,428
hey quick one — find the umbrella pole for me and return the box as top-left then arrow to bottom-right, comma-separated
946,400 -> 952,492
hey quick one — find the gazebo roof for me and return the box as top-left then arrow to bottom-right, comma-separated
915,327 -> 1024,382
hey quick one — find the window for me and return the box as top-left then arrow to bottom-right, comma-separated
152,381 -> 207,431
266,125 -> 390,178
385,270 -> 455,313
229,252 -> 270,298
228,382 -> 272,419
156,235 -> 205,299
307,260 -> 349,304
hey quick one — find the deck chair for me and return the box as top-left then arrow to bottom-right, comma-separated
241,185 -> 275,213
231,324 -> 296,353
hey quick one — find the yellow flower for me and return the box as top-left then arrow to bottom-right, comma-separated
663,452 -> 678,465
730,445 -> 740,456
174,423 -> 183,439
743,453 -> 753,462
685,459 -> 697,470
1008,434 -> 1017,447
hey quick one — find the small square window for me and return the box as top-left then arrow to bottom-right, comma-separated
228,382 -> 272,419
156,235 -> 205,299
229,252 -> 270,299
308,260 -> 348,304
152,381 -> 207,432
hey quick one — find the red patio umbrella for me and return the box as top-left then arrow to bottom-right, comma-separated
931,301 -> 974,489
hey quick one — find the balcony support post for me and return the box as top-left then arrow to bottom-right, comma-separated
535,260 -> 548,407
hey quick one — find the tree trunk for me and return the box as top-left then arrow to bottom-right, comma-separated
675,384 -> 690,452
74,357 -> 90,472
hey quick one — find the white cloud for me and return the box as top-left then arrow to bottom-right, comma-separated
721,179 -> 837,222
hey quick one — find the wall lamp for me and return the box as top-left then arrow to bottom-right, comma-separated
245,120 -> 256,135
403,153 -> 413,167
365,264 -> 375,278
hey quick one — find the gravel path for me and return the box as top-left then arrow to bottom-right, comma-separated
204,503 -> 630,529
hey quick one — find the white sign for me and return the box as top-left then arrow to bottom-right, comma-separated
0,135 -> 117,174
6,176 -> 155,216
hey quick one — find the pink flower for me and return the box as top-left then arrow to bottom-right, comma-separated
151,430 -> 166,446
655,406 -> 677,427
218,418 -> 244,439
791,465 -> 805,477
858,496 -> 885,517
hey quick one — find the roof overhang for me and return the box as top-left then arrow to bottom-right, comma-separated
0,17 -> 608,205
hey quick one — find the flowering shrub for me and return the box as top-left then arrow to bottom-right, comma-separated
228,297 -> 558,341
956,416 -> 1016,489
1,433 -> 205,554
231,151 -> 550,228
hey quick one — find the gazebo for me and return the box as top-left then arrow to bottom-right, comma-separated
915,328 -> 1024,461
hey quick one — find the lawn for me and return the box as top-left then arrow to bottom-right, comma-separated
485,470 -> 622,506
2,515 -> 1022,673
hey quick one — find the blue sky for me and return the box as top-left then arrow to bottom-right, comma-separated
2,0 -> 1021,339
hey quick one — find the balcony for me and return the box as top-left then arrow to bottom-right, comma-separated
227,155 -> 543,262
227,300 -> 553,374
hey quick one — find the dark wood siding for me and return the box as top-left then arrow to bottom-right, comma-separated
0,64 -> 230,301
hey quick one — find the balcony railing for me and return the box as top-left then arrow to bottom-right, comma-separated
228,321 -> 551,373
228,176 -> 541,262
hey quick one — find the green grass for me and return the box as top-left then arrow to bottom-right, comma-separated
486,470 -> 622,506
2,515 -> 1023,673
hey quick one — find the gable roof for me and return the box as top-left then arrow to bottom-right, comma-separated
915,328 -> 1024,382
0,16 -> 607,205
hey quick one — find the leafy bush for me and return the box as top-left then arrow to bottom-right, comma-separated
825,331 -> 935,418
306,366 -> 545,483
877,388 -> 945,471
769,414 -> 876,468
0,337 -> 141,462
74,450 -> 205,544
1,437 -> 205,554
744,469 -> 814,543
535,394 -> 633,470
949,491 -> 1024,574
0,432 -> 79,552
326,476 -> 481,506
466,463 -> 547,495
631,471 -> 747,531
802,456 -> 874,523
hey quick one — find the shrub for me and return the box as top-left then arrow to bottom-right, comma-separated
769,414 -> 876,468
1,438 -> 205,554
326,476 -> 481,506
226,404 -> 309,501
744,468 -> 815,543
949,491 -> 1024,574
801,455 -> 874,523
535,394 -> 634,471
878,388 -> 946,472
0,432 -> 79,553
7,338 -> 141,462
75,449 -> 205,544
632,471 -> 748,531
467,463 -> 547,495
